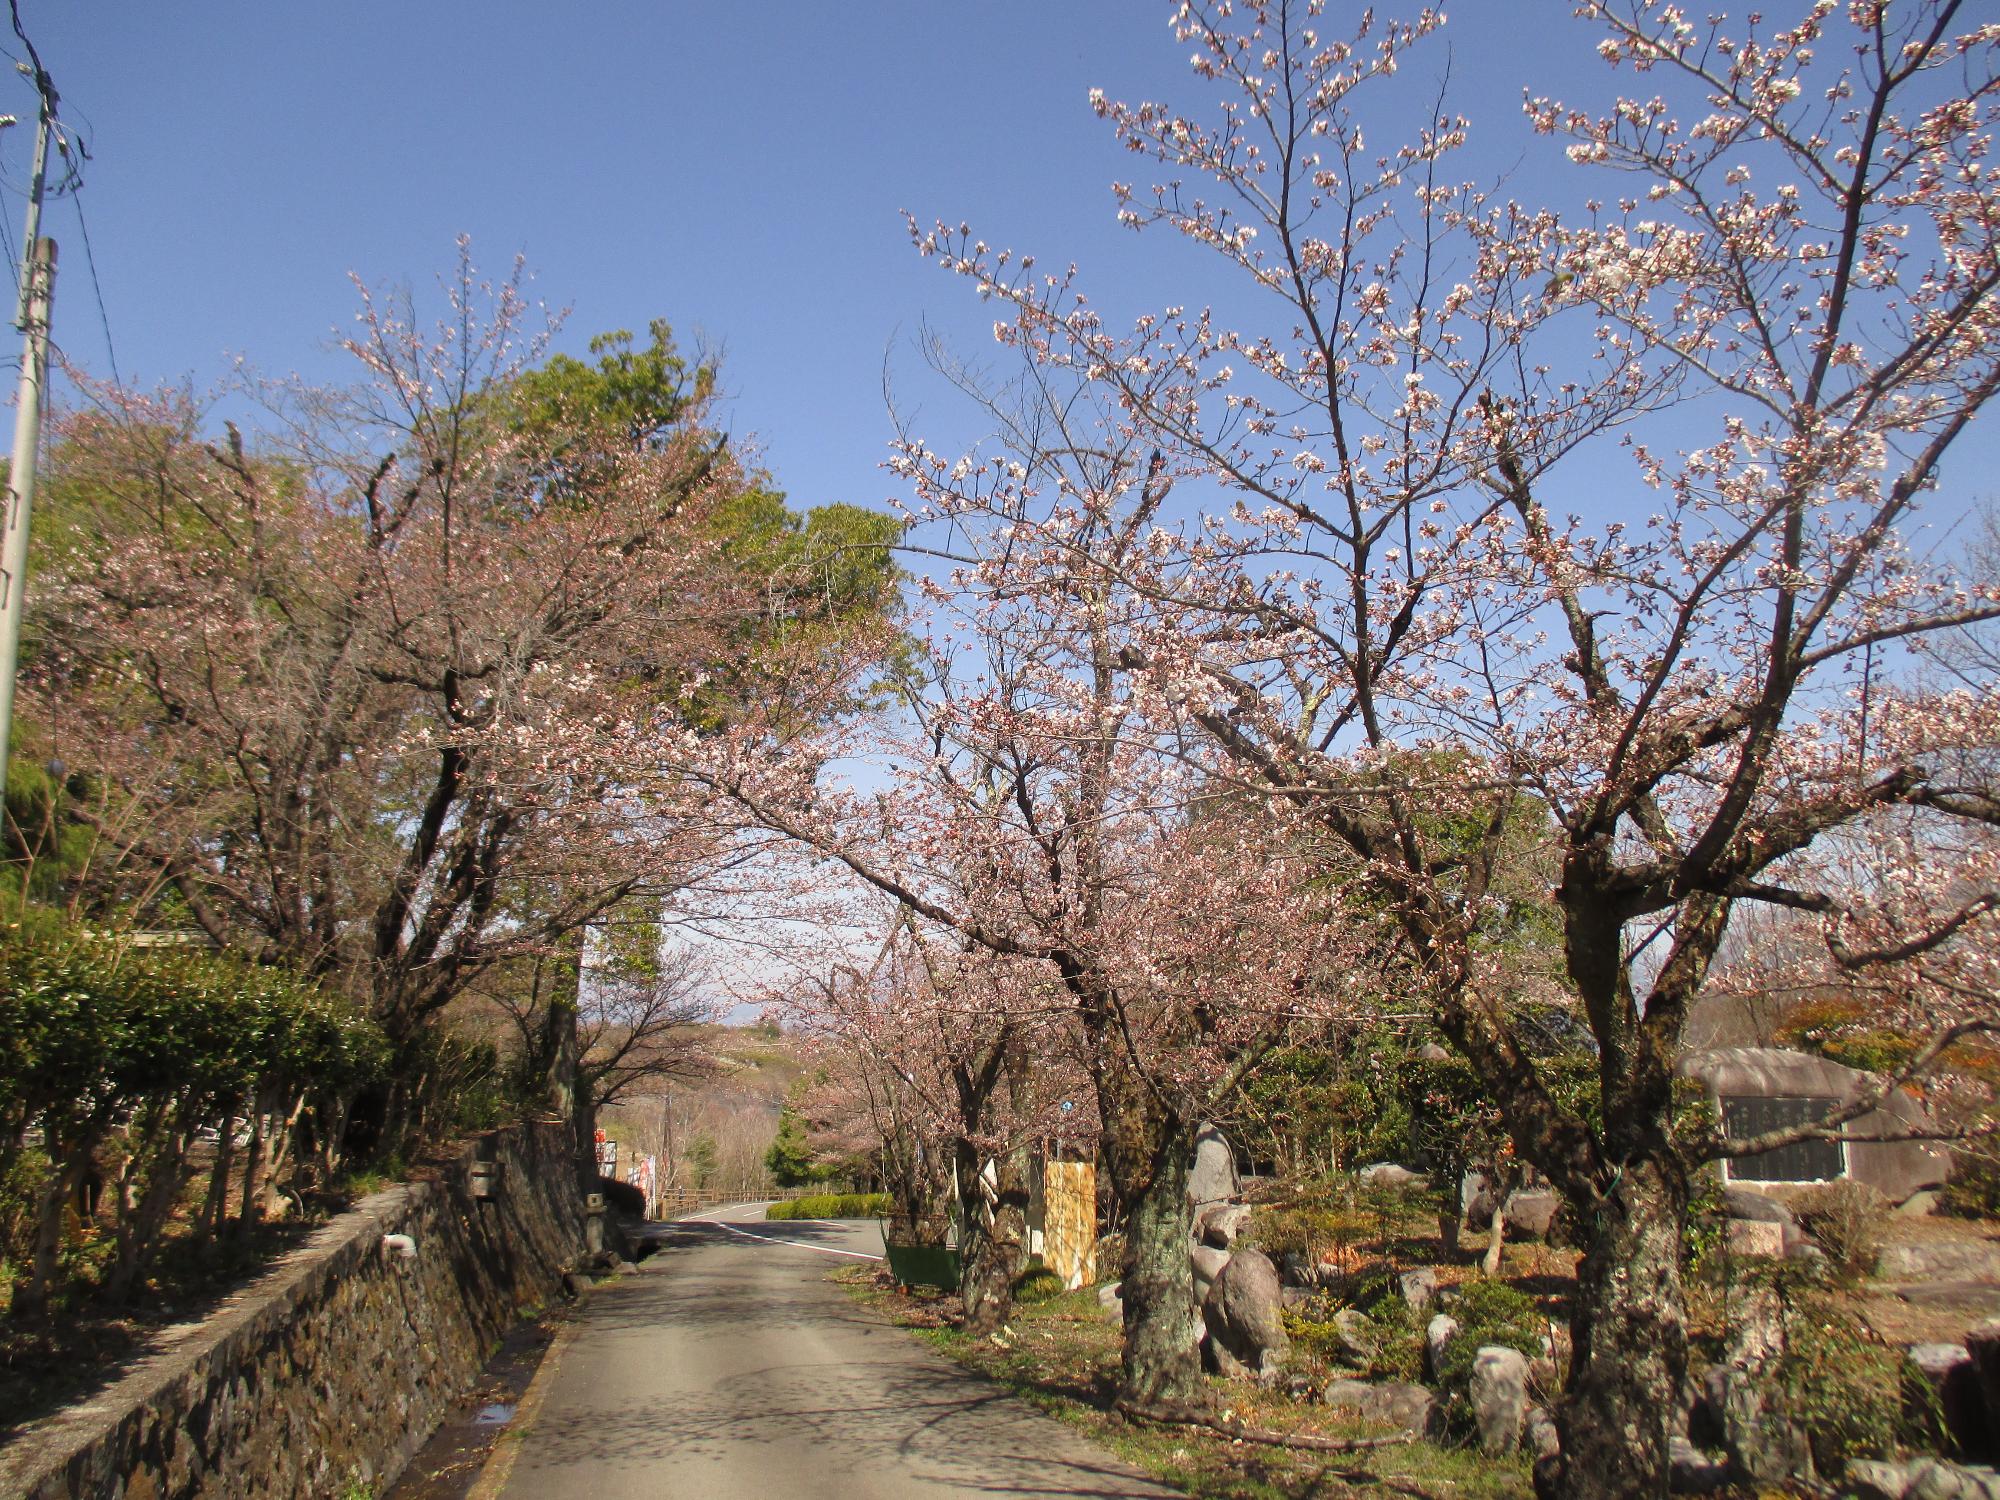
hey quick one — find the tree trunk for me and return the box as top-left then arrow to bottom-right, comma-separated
957,1140 -> 1030,1336
196,1106 -> 236,1246
1103,1104 -> 1200,1408
1482,1205 -> 1508,1277
238,1107 -> 266,1228
1547,1153 -> 1688,1500
107,1129 -> 192,1302
16,1151 -> 82,1322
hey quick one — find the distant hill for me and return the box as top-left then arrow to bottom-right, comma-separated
597,1023 -> 810,1197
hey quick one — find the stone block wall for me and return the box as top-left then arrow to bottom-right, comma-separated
0,1122 -> 586,1499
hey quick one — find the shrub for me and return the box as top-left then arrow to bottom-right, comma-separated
765,1192 -> 889,1221
1012,1264 -> 1066,1303
1792,1180 -> 1888,1280
1435,1279 -> 1550,1426
1281,1302 -> 1354,1364
0,924 -> 385,1314
1939,1147 -> 2000,1220
1770,1288 -> 1911,1475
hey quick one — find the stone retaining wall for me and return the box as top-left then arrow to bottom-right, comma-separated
0,1122 -> 586,1500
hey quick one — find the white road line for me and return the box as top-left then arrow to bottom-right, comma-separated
690,1213 -> 883,1261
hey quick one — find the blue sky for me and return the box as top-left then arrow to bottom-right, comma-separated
1,2 -> 1609,518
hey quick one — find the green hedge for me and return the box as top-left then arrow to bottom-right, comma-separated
765,1192 -> 890,1221
0,924 -> 386,1314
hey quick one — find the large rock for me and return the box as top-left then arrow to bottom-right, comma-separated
1907,1343 -> 1986,1460
1707,1363 -> 1809,1484
1322,1378 -> 1436,1435
1202,1247 -> 1289,1380
1195,1201 -> 1253,1249
1879,1240 -> 2000,1283
1968,1321 -> 2000,1450
1502,1189 -> 1562,1241
1724,1186 -> 1796,1225
1840,1458 -> 2000,1499
1329,1307 -> 1379,1366
1359,1163 -> 1421,1189
1470,1345 -> 1530,1454
1187,1122 -> 1239,1210
1726,1219 -> 1786,1259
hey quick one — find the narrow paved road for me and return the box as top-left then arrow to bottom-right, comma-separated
491,1203 -> 1179,1499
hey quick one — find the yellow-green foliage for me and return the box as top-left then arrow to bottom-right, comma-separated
764,1192 -> 889,1221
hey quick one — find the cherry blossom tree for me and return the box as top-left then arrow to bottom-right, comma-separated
27,248 -> 897,1150
906,2 -> 2000,1491
789,918 -> 1081,1333
685,367 -> 1367,1406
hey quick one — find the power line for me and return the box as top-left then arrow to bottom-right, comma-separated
54,127 -> 114,384
2,5 -> 118,386
0,171 -> 16,295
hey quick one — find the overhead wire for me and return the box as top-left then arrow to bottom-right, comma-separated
0,173 -> 16,295
53,124 -> 115,385
3,2 -> 121,386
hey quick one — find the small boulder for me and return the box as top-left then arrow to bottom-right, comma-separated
1464,1178 -> 1501,1231
1470,1345 -> 1530,1454
1323,1378 -> 1437,1435
1196,1201 -> 1253,1249
1840,1458 -> 2000,1499
1399,1267 -> 1440,1313
1096,1281 -> 1123,1319
1712,1365 -> 1810,1484
1896,1189 -> 1942,1217
1202,1247 -> 1289,1380
1190,1242 -> 1231,1296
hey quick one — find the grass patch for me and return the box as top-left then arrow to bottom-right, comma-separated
828,1263 -> 1532,1498
765,1192 -> 890,1221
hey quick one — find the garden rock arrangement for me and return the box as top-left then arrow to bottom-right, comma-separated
1175,1146 -> 2000,1492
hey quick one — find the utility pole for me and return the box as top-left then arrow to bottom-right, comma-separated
0,63 -> 57,802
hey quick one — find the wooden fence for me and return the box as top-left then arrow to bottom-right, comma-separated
652,1185 -> 823,1220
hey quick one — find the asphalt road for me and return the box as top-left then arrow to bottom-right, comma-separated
490,1203 -> 1179,1499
